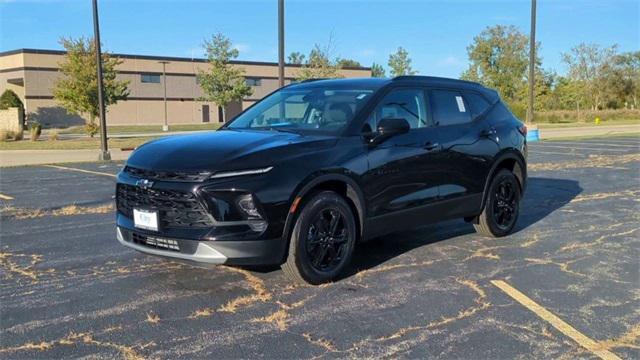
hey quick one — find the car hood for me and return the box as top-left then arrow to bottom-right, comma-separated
126,129 -> 337,171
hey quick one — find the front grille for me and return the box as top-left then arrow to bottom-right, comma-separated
132,232 -> 180,252
124,166 -> 212,182
116,184 -> 214,228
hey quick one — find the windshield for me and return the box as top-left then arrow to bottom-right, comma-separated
225,87 -> 375,134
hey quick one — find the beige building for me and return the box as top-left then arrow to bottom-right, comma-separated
0,49 -> 371,128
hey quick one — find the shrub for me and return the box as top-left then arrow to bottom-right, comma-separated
0,130 -> 8,142
14,130 -> 23,141
0,89 -> 24,110
85,121 -> 99,137
49,130 -> 59,141
29,122 -> 42,141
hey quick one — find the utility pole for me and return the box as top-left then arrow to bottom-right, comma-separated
278,0 -> 285,88
159,61 -> 170,131
527,0 -> 537,124
92,0 -> 110,160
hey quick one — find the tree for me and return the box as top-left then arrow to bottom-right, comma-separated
460,25 -> 531,106
197,33 -> 253,122
371,62 -> 386,78
288,52 -> 305,65
336,58 -> 361,68
53,37 -> 129,136
561,43 -> 617,110
296,42 -> 343,81
0,89 -> 23,110
602,51 -> 639,109
388,47 -> 416,77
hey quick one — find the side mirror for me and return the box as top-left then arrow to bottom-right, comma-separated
366,118 -> 410,145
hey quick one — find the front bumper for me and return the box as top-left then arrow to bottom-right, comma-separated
117,226 -> 287,266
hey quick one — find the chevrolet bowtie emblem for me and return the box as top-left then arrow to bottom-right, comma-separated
136,179 -> 154,189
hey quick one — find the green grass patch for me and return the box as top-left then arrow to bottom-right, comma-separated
542,132 -> 640,141
0,137 -> 158,150
535,118 -> 640,128
58,123 -> 221,135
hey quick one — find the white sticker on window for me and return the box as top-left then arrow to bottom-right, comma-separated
455,96 -> 466,112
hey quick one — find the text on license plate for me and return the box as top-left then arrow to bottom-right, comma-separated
133,209 -> 158,231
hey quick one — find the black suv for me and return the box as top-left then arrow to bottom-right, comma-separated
116,76 -> 527,284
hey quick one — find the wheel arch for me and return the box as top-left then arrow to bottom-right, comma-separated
480,149 -> 527,210
282,172 -> 366,255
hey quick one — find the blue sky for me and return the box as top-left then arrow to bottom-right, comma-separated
1,0 -> 638,78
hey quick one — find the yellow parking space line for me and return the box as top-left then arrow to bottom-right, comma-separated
45,165 -> 116,178
491,280 -> 621,360
0,193 -> 14,200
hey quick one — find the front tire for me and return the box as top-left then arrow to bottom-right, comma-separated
474,169 -> 521,237
281,191 -> 356,285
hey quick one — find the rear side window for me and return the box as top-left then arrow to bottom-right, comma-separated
464,92 -> 491,118
430,90 -> 471,126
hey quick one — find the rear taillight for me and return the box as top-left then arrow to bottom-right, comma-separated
518,125 -> 528,137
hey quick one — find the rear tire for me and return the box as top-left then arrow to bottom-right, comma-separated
281,191 -> 356,285
474,169 -> 521,237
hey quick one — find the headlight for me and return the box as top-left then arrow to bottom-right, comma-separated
209,166 -> 273,179
237,194 -> 261,218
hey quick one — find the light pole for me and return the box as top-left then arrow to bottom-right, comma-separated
159,61 -> 170,131
527,0 -> 537,124
92,0 -> 110,160
278,0 -> 285,88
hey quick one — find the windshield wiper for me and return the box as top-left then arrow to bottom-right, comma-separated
269,127 -> 301,134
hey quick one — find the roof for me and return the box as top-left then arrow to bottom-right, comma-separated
287,76 -> 499,101
0,48 -> 372,71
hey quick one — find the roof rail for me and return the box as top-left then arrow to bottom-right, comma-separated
392,75 -> 481,86
300,78 -> 327,83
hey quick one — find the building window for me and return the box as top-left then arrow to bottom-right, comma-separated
245,78 -> 262,87
141,74 -> 161,83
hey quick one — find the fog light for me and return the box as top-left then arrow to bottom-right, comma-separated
237,194 -> 261,218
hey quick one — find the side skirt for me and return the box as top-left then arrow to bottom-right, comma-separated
362,194 -> 482,241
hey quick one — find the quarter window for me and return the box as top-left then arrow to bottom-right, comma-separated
464,92 -> 491,118
141,74 -> 161,83
366,88 -> 427,131
430,89 -> 471,126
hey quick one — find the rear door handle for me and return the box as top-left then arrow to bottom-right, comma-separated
480,127 -> 497,137
424,142 -> 440,151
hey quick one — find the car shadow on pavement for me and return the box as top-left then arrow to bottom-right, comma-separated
340,177 -> 583,280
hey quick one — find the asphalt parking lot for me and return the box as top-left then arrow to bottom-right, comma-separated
1,135 -> 639,359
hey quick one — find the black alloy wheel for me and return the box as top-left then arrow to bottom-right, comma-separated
282,191 -> 357,284
492,178 -> 518,230
473,169 -> 521,237
305,208 -> 350,273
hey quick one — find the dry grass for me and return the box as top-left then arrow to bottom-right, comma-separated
302,333 -> 337,352
0,332 -> 147,360
529,153 -> 640,171
188,308 -> 215,319
0,252 -> 44,282
1,203 -> 114,219
145,312 -> 160,325
218,267 -> 271,313
250,309 -> 289,331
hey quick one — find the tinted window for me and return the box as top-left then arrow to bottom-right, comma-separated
431,90 -> 471,126
141,74 -> 161,83
246,78 -> 262,87
464,92 -> 491,117
227,88 -> 374,135
366,88 -> 428,131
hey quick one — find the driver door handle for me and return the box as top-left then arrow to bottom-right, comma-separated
424,142 -> 440,151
